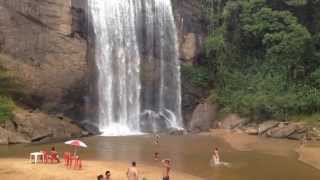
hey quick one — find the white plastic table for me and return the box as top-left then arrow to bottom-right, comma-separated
29,152 -> 44,164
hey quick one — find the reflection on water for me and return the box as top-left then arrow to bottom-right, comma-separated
0,135 -> 320,180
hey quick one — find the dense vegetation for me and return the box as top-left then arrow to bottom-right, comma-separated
192,0 -> 320,121
0,55 -> 18,123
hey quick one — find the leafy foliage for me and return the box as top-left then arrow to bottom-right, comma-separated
0,55 -> 19,122
0,96 -> 15,123
198,0 -> 320,121
181,64 -> 211,87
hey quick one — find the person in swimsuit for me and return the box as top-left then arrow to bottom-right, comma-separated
212,147 -> 220,165
127,161 -> 138,180
50,147 -> 60,163
97,174 -> 104,180
162,159 -> 171,180
105,170 -> 111,180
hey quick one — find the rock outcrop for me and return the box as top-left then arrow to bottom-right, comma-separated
172,0 -> 205,64
258,121 -> 280,134
189,102 -> 217,132
0,0 -> 207,131
0,109 -> 85,144
266,123 -> 306,139
0,127 -> 30,145
0,0 -> 88,117
210,117 -> 315,141
220,114 -> 248,129
172,0 -> 208,126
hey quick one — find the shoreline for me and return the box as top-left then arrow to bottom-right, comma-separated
209,129 -> 320,170
0,158 -> 202,180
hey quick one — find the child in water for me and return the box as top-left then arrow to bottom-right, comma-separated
212,147 -> 220,165
210,147 -> 230,167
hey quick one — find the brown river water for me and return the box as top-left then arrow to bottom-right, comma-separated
0,135 -> 320,180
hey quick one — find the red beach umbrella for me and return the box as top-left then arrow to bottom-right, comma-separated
64,140 -> 87,155
64,140 -> 88,148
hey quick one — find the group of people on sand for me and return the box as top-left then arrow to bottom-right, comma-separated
97,134 -> 171,180
96,160 -> 171,180
39,146 -> 60,163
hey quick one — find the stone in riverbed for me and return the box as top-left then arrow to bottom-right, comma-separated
258,121 -> 280,135
266,123 -> 306,139
288,132 -> 306,140
220,114 -> 247,129
244,127 -> 259,135
80,122 -> 100,135
189,102 -> 217,132
0,127 -> 31,144
168,128 -> 186,136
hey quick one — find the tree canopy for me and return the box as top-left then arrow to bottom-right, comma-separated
196,0 -> 320,121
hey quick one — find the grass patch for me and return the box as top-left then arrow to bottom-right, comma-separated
0,96 -> 15,123
290,114 -> 320,125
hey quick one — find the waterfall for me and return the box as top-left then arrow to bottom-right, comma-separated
89,0 -> 182,136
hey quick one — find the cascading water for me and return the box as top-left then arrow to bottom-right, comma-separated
89,0 -> 182,136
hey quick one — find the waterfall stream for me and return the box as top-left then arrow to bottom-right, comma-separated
89,0 -> 182,135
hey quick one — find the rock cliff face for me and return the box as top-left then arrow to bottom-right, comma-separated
172,0 -> 205,64
0,0 -> 88,118
0,109 -> 85,145
0,0 -> 205,130
172,0 -> 207,126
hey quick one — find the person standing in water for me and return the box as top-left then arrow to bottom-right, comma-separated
154,152 -> 159,161
127,161 -> 139,180
153,134 -> 160,145
153,134 -> 160,160
212,147 -> 220,165
162,159 -> 171,180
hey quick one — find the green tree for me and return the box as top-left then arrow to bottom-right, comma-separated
200,0 -> 320,121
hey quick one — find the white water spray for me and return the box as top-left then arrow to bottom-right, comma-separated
89,0 -> 182,136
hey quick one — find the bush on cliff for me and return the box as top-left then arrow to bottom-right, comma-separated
0,55 -> 19,122
0,96 -> 15,123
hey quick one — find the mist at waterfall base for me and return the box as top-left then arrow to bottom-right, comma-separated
89,0 -> 183,136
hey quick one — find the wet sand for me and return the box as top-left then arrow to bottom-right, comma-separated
297,146 -> 320,170
210,129 -> 320,170
0,158 -> 202,180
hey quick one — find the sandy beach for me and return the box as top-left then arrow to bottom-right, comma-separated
210,129 -> 320,170
0,158 -> 202,180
